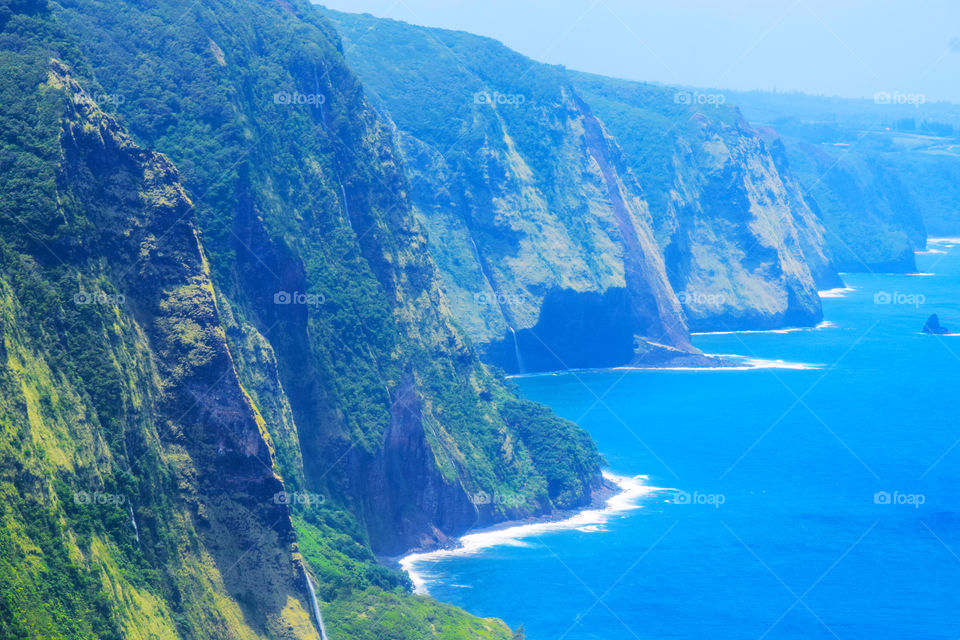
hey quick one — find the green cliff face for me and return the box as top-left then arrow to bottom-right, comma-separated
569,74 -> 839,332
320,9 -> 692,373
0,0 -> 601,638
8,2 -> 941,637
0,42 -> 317,640
320,9 -> 838,347
719,89 -> 960,271
782,140 -> 923,272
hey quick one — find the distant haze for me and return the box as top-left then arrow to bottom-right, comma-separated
315,0 -> 960,103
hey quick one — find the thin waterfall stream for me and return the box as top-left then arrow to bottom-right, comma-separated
305,574 -> 329,640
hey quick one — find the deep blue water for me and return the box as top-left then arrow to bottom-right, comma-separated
409,240 -> 960,639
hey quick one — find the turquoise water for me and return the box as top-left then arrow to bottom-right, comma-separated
408,240 -> 960,639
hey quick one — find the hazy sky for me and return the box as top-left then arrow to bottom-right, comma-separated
315,0 -> 960,103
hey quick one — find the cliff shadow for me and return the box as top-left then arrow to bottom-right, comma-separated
481,287 -> 638,373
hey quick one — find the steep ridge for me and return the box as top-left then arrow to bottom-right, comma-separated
0,39 -> 318,640
319,8 -> 695,372
718,88 -> 957,271
1,0 -> 602,638
774,140 -> 924,272
321,9 -> 839,344
570,73 -> 841,331
57,0 -> 604,546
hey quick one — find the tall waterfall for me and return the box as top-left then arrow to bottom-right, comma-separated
305,574 -> 329,640
129,505 -> 140,545
508,326 -> 525,374
340,182 -> 354,232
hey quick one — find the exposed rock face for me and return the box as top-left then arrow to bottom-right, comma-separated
715,88 -> 934,272
321,9 -> 694,373
570,74 -> 839,332
2,1 -> 602,638
347,370 -> 480,555
0,54 -> 319,638
323,10 -> 841,354
782,141 -> 923,272
758,129 -> 844,290
56,0 -> 603,560
923,314 -> 949,335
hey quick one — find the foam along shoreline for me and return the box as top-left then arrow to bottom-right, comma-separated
508,356 -> 823,378
609,357 -> 822,371
917,238 -> 959,255
398,472 -> 665,595
702,355 -> 822,370
691,320 -> 836,336
819,286 -> 857,298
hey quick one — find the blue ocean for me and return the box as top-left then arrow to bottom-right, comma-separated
404,239 -> 960,639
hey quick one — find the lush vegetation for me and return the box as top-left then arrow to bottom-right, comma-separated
0,0 -> 603,638
320,8 -> 692,368
567,70 -> 833,329
325,589 -> 512,640
723,88 -> 960,265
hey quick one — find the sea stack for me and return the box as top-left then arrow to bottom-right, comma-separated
923,314 -> 949,335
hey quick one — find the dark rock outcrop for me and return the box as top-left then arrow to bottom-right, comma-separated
923,314 -> 950,335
